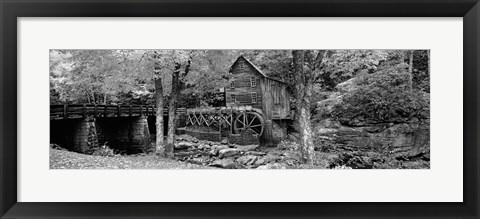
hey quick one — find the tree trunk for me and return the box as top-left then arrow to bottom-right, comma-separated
165,63 -> 181,158
292,50 -> 316,165
408,50 -> 414,90
86,92 -> 91,104
103,93 -> 107,104
91,92 -> 96,104
298,106 -> 315,164
155,78 -> 165,156
154,52 -> 165,156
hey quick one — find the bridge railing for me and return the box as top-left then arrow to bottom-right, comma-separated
50,104 -> 186,120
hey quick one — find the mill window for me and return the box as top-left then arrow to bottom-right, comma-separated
239,62 -> 247,70
251,92 -> 257,103
230,81 -> 235,89
250,77 -> 256,87
231,94 -> 236,102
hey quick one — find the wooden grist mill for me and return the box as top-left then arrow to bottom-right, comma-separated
184,56 -> 292,146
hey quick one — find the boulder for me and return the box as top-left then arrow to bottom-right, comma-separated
256,163 -> 287,169
236,155 -> 258,166
234,144 -> 259,151
197,143 -> 210,150
175,141 -> 195,150
267,150 -> 284,156
176,134 -> 199,143
264,155 -> 283,163
245,151 -> 266,156
218,148 -> 242,159
255,154 -> 282,165
210,158 -> 238,169
187,156 -> 210,165
254,158 -> 266,166
209,145 -> 229,156
221,138 -> 229,145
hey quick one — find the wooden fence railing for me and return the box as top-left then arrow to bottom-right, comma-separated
50,104 -> 186,120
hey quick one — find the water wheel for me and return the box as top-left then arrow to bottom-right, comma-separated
233,112 -> 264,136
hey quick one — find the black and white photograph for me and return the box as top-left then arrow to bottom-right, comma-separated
49,50 -> 430,169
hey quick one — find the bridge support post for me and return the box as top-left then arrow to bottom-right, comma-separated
51,117 -> 99,153
129,115 -> 151,153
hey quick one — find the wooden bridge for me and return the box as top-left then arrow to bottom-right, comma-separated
50,104 -> 185,120
50,104 -> 186,155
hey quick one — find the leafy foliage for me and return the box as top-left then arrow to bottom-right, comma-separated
331,69 -> 429,126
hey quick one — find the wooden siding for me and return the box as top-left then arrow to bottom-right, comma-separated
260,78 -> 291,120
226,59 -> 263,109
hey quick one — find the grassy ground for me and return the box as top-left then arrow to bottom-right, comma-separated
50,148 -> 211,169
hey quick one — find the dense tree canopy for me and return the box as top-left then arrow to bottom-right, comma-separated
51,50 -> 429,110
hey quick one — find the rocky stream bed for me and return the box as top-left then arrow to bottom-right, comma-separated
172,135 -> 297,169
172,134 -> 430,169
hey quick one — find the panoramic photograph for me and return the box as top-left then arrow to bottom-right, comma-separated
49,50 -> 430,169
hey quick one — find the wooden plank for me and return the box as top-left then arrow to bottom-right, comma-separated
51,104 -> 170,119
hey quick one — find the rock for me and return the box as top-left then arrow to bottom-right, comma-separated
175,141 -> 195,150
210,158 -> 238,169
221,138 -> 229,145
363,125 -> 383,133
209,145 -> 229,156
254,158 -> 266,166
256,163 -> 286,169
234,144 -> 259,151
236,155 -> 258,166
187,156 -> 210,165
268,150 -> 284,156
187,159 -> 203,165
197,144 -> 210,150
245,151 -> 266,156
255,154 -> 282,164
50,143 -> 63,150
218,148 -> 242,159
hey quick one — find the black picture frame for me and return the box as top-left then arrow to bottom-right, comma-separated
1,0 -> 479,218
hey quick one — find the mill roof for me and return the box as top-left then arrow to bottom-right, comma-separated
232,56 -> 287,84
